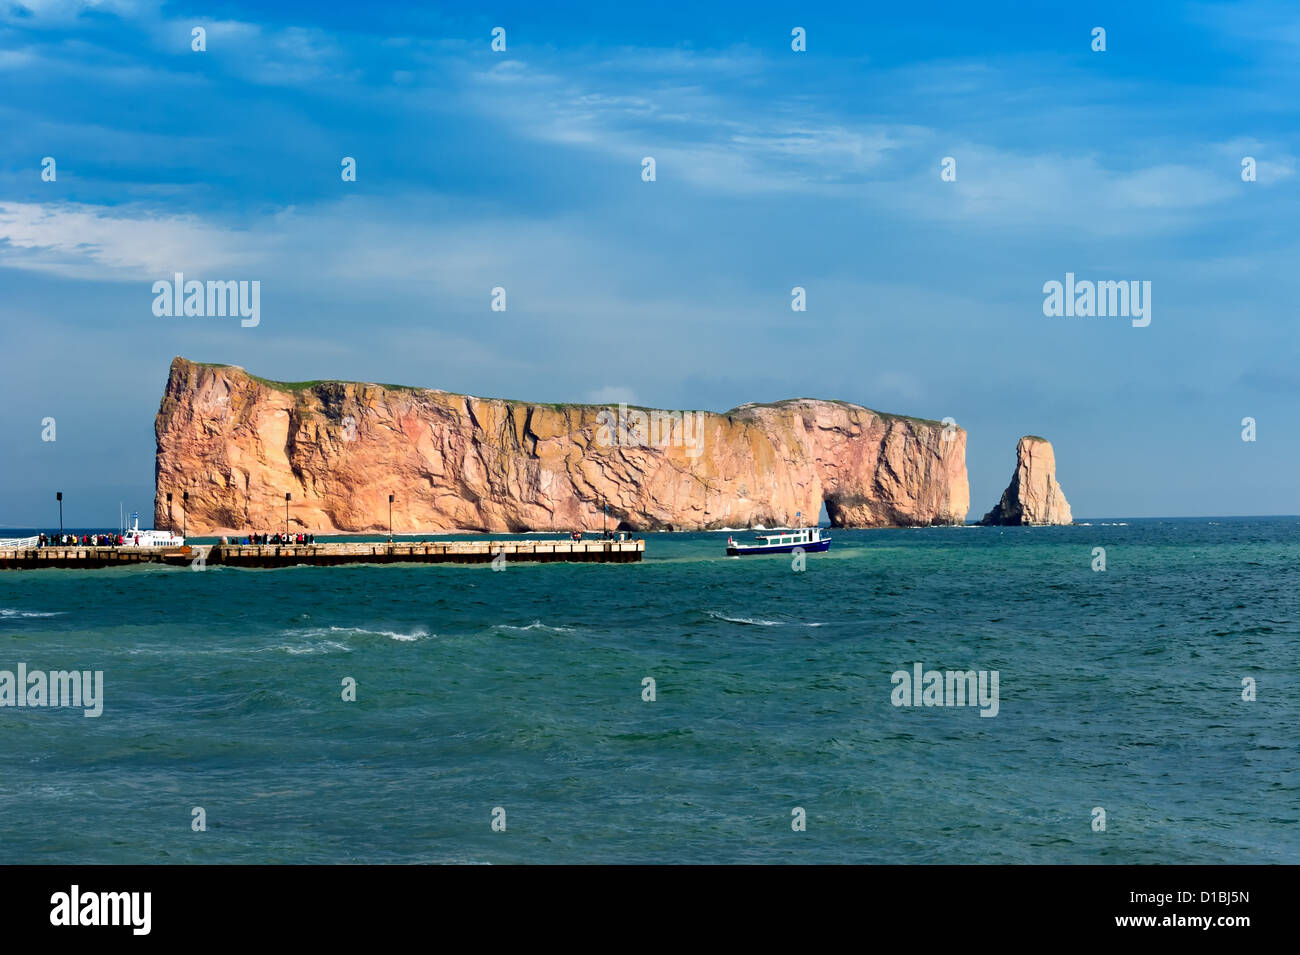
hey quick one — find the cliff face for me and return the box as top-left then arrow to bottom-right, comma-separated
154,358 -> 969,535
980,436 -> 1072,526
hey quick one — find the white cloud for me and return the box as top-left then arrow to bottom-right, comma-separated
0,201 -> 257,279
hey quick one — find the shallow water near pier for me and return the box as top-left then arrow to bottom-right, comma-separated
1,518 -> 1296,863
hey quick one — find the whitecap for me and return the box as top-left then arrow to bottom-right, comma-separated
279,625 -> 429,643
498,621 -> 575,633
706,611 -> 782,626
281,640 -> 353,655
706,610 -> 826,628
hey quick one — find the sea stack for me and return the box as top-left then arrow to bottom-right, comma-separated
980,436 -> 1072,526
154,357 -> 970,535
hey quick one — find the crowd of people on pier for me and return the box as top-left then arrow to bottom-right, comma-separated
37,532 -> 129,547
36,529 -> 625,548
228,532 -> 316,545
570,529 -> 627,541
36,531 -> 319,547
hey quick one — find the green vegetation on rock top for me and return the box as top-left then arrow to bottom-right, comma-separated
183,360 -> 945,423
192,361 -> 419,393
727,397 -> 948,428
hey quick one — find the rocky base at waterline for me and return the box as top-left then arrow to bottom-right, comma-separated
154,357 -> 971,535
979,436 -> 1073,526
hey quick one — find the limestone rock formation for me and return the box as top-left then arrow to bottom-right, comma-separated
154,357 -> 970,535
980,436 -> 1072,526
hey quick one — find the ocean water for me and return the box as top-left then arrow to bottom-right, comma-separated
1,518 -> 1296,864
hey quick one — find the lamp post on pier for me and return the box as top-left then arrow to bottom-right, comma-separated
284,492 -> 290,539
166,492 -> 173,533
56,491 -> 63,538
388,494 -> 394,543
182,491 -> 189,541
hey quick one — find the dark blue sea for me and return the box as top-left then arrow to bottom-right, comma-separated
1,518 -> 1296,863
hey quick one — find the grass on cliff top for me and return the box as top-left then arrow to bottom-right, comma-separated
731,397 -> 948,428
249,375 -> 423,393
188,361 -> 944,422
192,361 -> 706,411
194,361 -> 421,393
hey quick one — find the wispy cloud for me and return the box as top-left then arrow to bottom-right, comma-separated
2,0 -> 153,25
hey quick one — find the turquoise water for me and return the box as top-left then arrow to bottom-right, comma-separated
1,518 -> 1296,863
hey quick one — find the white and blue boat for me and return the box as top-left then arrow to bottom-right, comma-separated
726,524 -> 831,557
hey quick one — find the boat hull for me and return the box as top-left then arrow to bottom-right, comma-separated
726,538 -> 831,556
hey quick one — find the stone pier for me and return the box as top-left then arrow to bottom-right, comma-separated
0,538 -> 644,570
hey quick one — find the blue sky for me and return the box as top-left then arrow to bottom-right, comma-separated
2,0 -> 1297,526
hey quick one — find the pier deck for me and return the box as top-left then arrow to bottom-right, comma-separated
0,539 -> 644,570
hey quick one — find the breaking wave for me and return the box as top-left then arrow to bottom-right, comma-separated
705,610 -> 826,627
497,621 -> 576,633
278,625 -> 430,644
